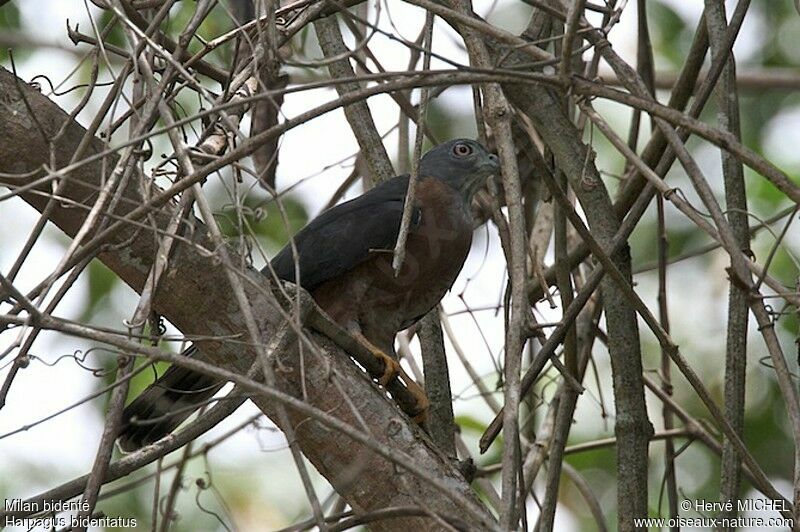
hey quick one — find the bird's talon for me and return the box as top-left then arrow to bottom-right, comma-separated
411,407 -> 429,425
378,355 -> 400,386
399,372 -> 430,425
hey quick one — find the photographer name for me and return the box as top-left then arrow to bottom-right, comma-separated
694,498 -> 791,513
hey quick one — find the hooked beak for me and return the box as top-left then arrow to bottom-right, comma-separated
482,153 -> 500,175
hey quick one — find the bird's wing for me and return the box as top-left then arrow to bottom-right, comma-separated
267,175 -> 419,291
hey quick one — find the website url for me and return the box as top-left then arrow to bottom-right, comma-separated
634,516 -> 793,529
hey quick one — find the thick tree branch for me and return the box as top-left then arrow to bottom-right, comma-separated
704,0 -> 750,520
314,15 -> 395,184
0,66 -> 494,532
503,65 -> 652,532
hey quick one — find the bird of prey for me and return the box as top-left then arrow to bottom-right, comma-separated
118,138 -> 499,451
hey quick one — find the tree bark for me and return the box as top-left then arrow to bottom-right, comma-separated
0,66 -> 494,532
502,83 -> 653,530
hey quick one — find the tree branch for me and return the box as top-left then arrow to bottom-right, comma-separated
0,65 -> 494,532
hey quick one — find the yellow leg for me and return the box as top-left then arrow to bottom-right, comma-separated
350,331 -> 401,386
351,331 -> 430,425
398,367 -> 430,424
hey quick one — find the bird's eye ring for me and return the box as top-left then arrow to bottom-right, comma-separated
453,143 -> 473,157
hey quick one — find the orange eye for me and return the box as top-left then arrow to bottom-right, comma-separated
453,143 -> 473,156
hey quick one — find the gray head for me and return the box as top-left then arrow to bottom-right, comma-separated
419,139 -> 499,200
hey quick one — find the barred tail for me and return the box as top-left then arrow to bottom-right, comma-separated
118,347 -> 225,452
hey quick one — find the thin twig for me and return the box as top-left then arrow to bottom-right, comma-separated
392,11 -> 433,273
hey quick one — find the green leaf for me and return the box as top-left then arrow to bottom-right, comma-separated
649,2 -> 687,68
217,195 -> 308,249
455,413 -> 487,434
80,259 -> 119,322
0,2 -> 21,62
0,2 -> 20,30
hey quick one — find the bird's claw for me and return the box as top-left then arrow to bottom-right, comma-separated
373,351 -> 430,426
350,331 -> 429,425
400,371 -> 430,426
411,406 -> 429,425
376,351 -> 401,386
